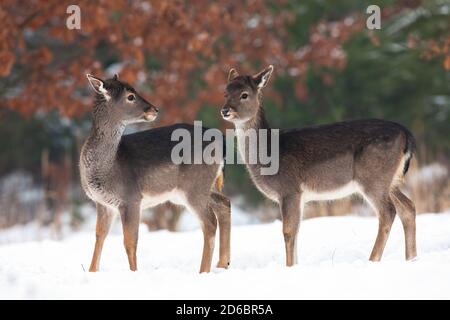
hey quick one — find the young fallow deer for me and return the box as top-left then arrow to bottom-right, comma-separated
221,66 -> 417,266
80,74 -> 230,273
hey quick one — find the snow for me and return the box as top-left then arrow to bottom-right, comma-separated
1,211 -> 450,299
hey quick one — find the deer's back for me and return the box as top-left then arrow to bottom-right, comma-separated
250,119 -> 414,200
280,119 -> 412,160
117,123 -> 224,203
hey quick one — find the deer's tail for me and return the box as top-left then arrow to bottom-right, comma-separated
214,135 -> 227,192
402,127 -> 416,175
215,170 -> 224,192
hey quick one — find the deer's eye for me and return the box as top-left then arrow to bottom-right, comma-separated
241,93 -> 248,100
127,94 -> 135,102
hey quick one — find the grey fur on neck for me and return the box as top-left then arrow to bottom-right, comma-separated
82,101 -> 125,173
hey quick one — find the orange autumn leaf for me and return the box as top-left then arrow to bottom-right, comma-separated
444,55 -> 450,71
0,0 -> 422,122
0,50 -> 15,76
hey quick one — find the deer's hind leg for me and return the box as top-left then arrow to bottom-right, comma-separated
362,191 -> 397,262
391,187 -> 417,260
89,203 -> 116,272
280,194 -> 302,267
210,192 -> 231,269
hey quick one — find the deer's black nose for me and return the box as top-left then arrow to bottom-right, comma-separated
221,107 -> 230,117
144,105 -> 159,113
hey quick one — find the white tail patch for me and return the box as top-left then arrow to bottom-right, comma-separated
214,161 -> 225,191
392,152 -> 409,188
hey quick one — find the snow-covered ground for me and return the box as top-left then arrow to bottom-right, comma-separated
1,211 -> 450,299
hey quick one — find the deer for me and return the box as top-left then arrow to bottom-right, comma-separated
221,65 -> 417,266
80,74 -> 230,273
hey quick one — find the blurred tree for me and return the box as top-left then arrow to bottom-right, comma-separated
0,0 -> 356,122
2,1 -> 280,119
273,0 -> 450,160
0,0 -> 448,211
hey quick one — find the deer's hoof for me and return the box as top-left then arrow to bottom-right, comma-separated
216,261 -> 230,269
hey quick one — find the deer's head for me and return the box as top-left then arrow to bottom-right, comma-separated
86,74 -> 158,124
221,65 -> 273,125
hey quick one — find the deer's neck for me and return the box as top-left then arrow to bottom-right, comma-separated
235,107 -> 272,167
241,107 -> 271,131
81,107 -> 125,174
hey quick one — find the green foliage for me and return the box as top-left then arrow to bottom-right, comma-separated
284,0 -> 396,47
0,109 -> 84,179
270,0 -> 450,147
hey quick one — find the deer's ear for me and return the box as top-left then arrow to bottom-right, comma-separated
86,74 -> 104,93
86,74 -> 109,99
228,68 -> 239,82
253,65 -> 273,89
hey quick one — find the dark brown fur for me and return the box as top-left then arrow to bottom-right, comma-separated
222,66 -> 417,265
81,75 -> 230,272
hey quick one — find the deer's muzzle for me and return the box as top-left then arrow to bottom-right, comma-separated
221,106 -> 237,120
143,106 -> 159,121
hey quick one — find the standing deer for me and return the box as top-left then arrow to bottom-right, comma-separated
80,74 -> 230,273
221,65 -> 416,266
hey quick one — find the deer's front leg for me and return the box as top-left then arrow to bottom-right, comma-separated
89,203 -> 115,272
119,202 -> 141,271
280,194 -> 302,267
